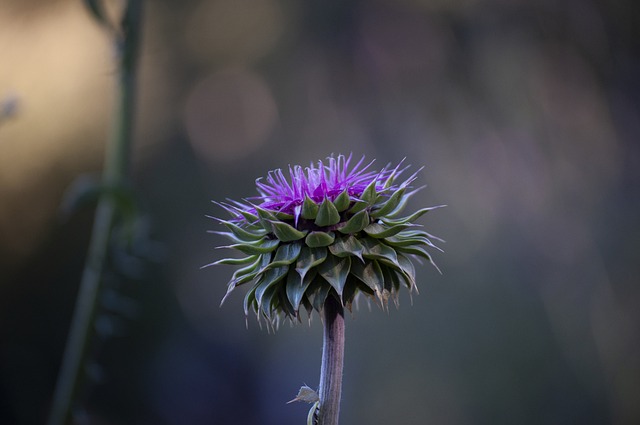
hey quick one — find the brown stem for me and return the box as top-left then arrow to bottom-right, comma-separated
317,295 -> 345,425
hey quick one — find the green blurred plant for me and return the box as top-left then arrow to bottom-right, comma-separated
47,1 -> 144,424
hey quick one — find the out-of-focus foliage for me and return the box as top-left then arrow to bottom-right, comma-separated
1,0 -> 638,424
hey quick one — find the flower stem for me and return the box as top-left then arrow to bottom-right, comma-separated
317,295 -> 345,425
47,2 -> 143,425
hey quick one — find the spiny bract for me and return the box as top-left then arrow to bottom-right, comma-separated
209,154 -> 443,326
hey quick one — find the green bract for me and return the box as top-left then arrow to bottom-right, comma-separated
211,155 -> 443,325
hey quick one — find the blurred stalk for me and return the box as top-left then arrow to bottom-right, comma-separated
316,296 -> 345,425
47,2 -> 143,424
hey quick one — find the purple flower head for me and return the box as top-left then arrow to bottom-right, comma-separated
255,155 -> 386,211
222,154 -> 411,225
211,153 -> 442,326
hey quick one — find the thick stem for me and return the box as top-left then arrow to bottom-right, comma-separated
47,2 -> 143,424
317,295 -> 345,425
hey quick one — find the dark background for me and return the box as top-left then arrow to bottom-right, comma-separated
1,0 -> 639,424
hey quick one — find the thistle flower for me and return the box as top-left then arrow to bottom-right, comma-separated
210,154 -> 443,326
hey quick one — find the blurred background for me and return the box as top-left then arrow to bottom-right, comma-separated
1,0 -> 639,424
